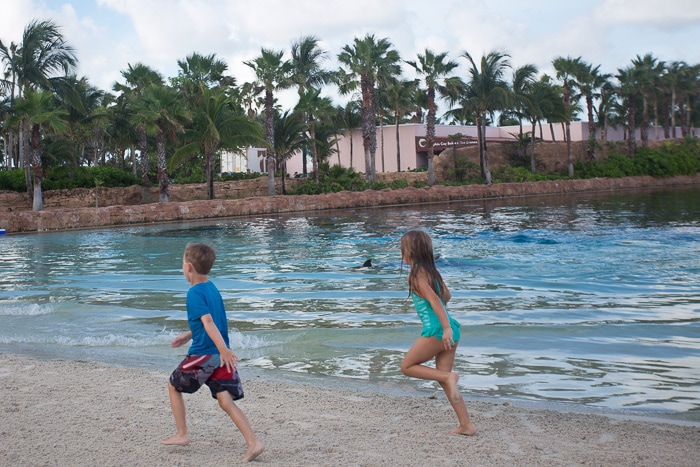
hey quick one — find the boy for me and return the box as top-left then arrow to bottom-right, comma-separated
161,243 -> 264,463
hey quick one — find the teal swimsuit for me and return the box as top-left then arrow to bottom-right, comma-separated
411,286 -> 461,342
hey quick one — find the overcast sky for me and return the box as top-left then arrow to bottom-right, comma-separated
3,0 -> 700,109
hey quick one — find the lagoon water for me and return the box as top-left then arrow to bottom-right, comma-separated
1,188 -> 699,417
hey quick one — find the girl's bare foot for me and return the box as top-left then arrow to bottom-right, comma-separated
241,441 -> 264,462
160,434 -> 190,446
452,424 -> 477,436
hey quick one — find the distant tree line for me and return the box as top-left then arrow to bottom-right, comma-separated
1,19 -> 699,210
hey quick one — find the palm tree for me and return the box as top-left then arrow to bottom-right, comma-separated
338,34 -> 401,184
510,64 -> 539,135
615,65 -> 641,156
6,89 -> 68,210
553,55 -> 586,176
244,48 -> 292,195
136,84 -> 190,202
664,61 -> 686,138
522,76 -> 562,173
290,36 -> 334,95
385,79 -> 417,172
575,62 -> 611,158
174,52 -> 234,97
296,87 -> 335,182
334,99 -> 362,168
57,75 -> 111,168
462,49 -> 512,184
594,80 -> 619,156
631,54 -> 665,148
290,36 -> 334,179
406,49 -> 460,185
172,86 -> 263,199
0,19 -> 77,197
113,63 -> 164,199
273,109 -> 306,193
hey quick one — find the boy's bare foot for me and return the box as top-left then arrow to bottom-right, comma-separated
241,441 -> 264,462
160,434 -> 190,446
452,424 -> 477,436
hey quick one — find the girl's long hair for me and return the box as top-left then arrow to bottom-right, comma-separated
401,230 -> 448,302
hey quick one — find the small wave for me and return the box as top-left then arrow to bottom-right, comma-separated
230,330 -> 274,350
0,303 -> 54,316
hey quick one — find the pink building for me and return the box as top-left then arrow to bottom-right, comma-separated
273,121 -> 685,176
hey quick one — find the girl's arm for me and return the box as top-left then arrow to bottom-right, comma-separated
443,282 -> 452,303
200,313 -> 238,371
414,272 -> 454,350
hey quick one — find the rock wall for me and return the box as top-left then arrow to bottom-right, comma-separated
1,174 -> 698,234
0,177 -> 305,212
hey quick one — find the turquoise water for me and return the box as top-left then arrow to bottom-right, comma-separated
1,188 -> 699,416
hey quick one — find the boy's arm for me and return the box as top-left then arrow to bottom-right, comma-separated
200,313 -> 238,371
170,331 -> 192,348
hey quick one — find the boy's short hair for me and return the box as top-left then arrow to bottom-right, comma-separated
184,243 -> 216,275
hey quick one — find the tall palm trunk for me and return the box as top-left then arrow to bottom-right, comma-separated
530,120 -> 537,173
360,75 -> 376,183
265,90 -> 276,196
565,121 -> 573,177
29,123 -> 43,211
380,117 -> 385,173
138,126 -> 150,203
477,111 -> 492,184
426,87 -> 436,185
481,117 -> 492,185
627,94 -> 637,156
641,94 -> 650,148
310,119 -> 319,183
586,94 -> 597,159
205,143 -> 215,200
476,114 -> 485,178
394,115 -> 401,171
156,126 -> 169,203
671,90 -> 677,138
21,123 -> 32,198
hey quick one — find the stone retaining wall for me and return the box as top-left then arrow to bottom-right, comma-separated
1,175 -> 698,234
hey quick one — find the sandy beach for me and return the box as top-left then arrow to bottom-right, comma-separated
1,353 -> 698,466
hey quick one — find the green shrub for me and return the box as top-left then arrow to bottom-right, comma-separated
0,169 -> 27,191
43,166 -> 139,190
290,163 -> 371,194
219,171 -> 263,182
574,140 -> 700,179
492,166 -> 558,183
446,159 -> 481,182
574,153 -> 637,179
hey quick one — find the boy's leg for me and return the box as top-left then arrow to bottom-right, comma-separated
216,390 -> 264,462
161,382 -> 191,445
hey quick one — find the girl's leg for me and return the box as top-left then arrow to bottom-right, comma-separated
400,337 -> 454,385
216,391 -> 264,462
435,344 -> 476,435
161,383 -> 191,445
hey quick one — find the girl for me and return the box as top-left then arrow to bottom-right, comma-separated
399,229 -> 476,436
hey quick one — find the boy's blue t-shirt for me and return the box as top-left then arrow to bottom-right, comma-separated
186,280 -> 230,355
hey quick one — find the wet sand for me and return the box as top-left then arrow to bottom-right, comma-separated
1,353 -> 698,466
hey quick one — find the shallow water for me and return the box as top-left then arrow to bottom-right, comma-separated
1,187 -> 699,416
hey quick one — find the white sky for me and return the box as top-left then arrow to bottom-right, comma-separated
2,0 -> 700,110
